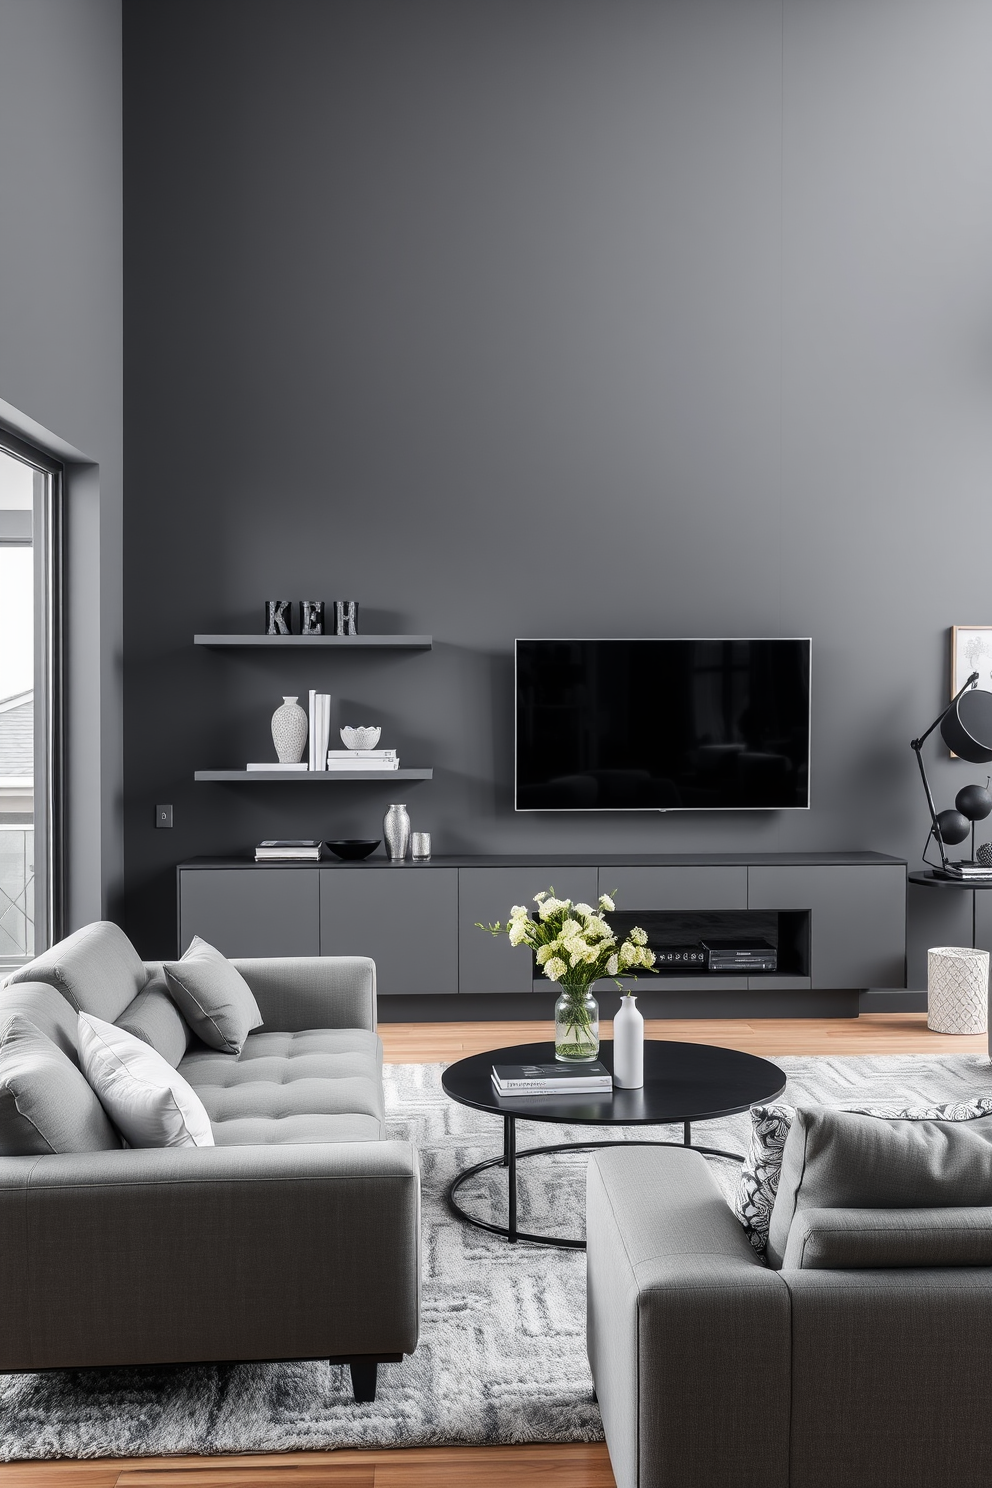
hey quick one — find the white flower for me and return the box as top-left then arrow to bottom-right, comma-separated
619,942 -> 635,968
545,956 -> 567,982
606,953 -> 619,977
539,897 -> 567,920
630,926 -> 648,946
509,904 -> 529,920
535,943 -> 554,965
641,947 -> 656,967
533,890 -> 548,903
599,893 -> 615,913
586,916 -> 613,940
508,921 -> 530,946
574,903 -> 594,917
561,918 -> 581,938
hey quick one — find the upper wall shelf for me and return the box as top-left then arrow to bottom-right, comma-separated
194,634 -> 433,649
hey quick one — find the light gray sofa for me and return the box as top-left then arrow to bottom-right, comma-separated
0,921 -> 420,1402
587,1144 -> 992,1488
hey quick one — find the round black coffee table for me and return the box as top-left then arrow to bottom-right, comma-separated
441,1039 -> 786,1249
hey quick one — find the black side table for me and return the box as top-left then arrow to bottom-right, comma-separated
441,1038 -> 786,1249
908,870 -> 992,949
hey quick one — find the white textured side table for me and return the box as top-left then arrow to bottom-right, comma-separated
927,946 -> 989,1034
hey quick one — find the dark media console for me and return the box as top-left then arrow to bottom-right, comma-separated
177,850 -> 907,1020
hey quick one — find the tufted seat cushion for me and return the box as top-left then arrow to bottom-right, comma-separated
179,1027 -> 385,1146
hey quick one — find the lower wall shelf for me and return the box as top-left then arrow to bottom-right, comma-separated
194,768 -> 434,781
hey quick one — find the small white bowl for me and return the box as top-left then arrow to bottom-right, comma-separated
340,725 -> 382,750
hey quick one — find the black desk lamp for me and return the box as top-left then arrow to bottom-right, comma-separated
911,671 -> 992,873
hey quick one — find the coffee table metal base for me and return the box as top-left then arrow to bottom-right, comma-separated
447,1113 -> 741,1250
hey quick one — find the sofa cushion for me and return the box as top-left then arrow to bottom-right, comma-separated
781,1205 -> 992,1269
117,968 -> 191,1068
736,1095 -> 992,1257
181,1027 -> 385,1146
78,1013 -> 214,1149
0,1014 -> 122,1155
5,921 -> 146,1024
767,1106 -> 992,1267
0,981 -> 83,1064
163,937 -> 263,1055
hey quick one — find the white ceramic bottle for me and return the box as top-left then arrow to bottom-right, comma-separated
612,992 -> 644,1088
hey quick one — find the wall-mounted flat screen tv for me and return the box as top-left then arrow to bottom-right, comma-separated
515,638 -> 811,811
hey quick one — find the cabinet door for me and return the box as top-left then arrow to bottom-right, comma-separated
319,867 -> 458,995
458,866 -> 599,994
178,868 -> 320,958
605,866 -> 748,910
748,865 -> 906,989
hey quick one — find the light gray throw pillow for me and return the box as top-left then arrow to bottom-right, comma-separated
735,1095 -> 992,1257
163,936 -> 263,1055
767,1105 -> 992,1268
0,1013 -> 122,1155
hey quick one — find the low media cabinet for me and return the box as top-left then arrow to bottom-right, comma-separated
177,851 -> 907,1018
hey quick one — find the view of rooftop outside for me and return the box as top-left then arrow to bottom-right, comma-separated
0,450 -> 34,967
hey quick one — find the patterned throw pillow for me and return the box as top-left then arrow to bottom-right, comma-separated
735,1096 -> 992,1257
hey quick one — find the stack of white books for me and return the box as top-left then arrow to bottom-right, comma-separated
255,839 -> 324,862
246,762 -> 308,772
491,1061 -> 613,1096
325,749 -> 399,772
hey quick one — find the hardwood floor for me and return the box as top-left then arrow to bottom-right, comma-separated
2,1013 -> 980,1488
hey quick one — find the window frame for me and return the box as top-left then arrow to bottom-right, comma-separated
0,430 -> 65,953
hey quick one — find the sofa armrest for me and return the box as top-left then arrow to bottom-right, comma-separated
0,1138 -> 418,1370
587,1146 -> 791,1488
229,955 -> 377,1031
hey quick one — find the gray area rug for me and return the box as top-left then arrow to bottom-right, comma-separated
3,1050 -> 991,1460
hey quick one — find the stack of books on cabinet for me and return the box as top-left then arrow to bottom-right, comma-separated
255,840 -> 324,862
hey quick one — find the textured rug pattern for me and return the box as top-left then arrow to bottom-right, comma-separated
2,1051 -> 991,1460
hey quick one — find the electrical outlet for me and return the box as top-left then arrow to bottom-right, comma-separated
156,804 -> 173,829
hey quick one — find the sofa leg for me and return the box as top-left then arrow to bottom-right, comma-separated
350,1360 -> 378,1402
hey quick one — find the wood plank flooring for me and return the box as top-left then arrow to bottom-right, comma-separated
2,1013 -> 980,1488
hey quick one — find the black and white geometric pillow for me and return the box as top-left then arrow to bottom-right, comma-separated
734,1095 -> 992,1258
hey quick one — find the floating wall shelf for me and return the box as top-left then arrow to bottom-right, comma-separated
194,634 -> 432,649
194,769 -> 434,782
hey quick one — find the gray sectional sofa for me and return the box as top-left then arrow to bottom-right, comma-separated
587,1142 -> 992,1488
0,921 -> 420,1402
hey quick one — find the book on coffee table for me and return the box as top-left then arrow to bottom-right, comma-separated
491,1062 -> 612,1095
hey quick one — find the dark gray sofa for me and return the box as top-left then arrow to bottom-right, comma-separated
587,1144 -> 992,1488
0,922 -> 420,1402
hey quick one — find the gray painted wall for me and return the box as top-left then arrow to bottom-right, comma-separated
0,0 -> 124,931
124,0 -> 992,976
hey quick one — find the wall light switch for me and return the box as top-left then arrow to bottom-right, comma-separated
156,804 -> 173,829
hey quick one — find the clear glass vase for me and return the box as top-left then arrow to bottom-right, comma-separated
554,987 -> 600,1062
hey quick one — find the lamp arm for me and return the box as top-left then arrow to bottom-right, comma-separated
910,671 -> 980,751
911,740 -> 946,869
909,670 -> 981,873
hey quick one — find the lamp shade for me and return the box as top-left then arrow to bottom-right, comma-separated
940,688 -> 992,763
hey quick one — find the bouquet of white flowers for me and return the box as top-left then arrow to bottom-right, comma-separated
477,888 -> 656,1060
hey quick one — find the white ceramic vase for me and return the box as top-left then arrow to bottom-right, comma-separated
613,993 -> 644,1088
271,696 -> 308,764
383,803 -> 411,860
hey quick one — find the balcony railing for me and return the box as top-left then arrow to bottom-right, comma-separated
0,826 -> 34,967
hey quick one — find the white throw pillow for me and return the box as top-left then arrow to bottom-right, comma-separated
77,1013 -> 214,1149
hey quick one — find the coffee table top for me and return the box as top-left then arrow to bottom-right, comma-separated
441,1039 -> 786,1127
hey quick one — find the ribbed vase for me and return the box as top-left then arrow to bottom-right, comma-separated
383,803 -> 411,860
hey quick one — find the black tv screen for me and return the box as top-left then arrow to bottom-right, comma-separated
515,638 -> 811,811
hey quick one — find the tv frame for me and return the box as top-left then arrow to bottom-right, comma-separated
513,636 -> 812,813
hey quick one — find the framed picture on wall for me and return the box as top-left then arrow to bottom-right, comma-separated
951,626 -> 992,756
952,626 -> 992,695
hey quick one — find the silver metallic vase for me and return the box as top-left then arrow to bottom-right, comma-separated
271,696 -> 308,764
383,803 -> 411,860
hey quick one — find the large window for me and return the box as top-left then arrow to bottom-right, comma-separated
0,439 -> 62,967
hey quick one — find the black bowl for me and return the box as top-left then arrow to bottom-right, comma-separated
325,839 -> 380,861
